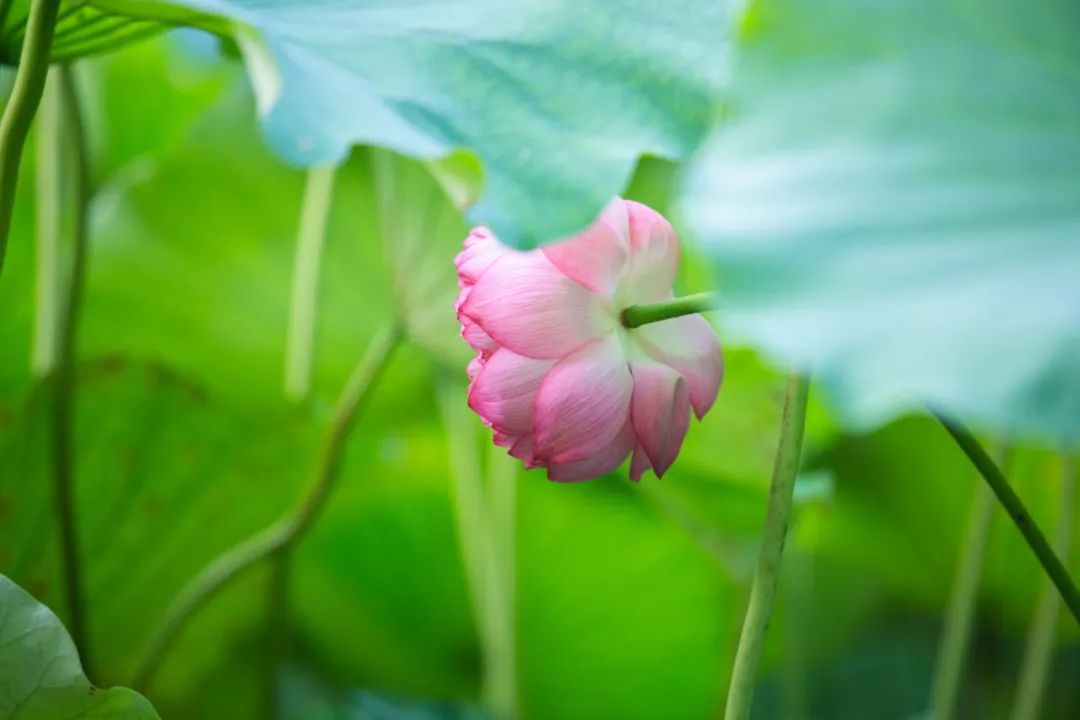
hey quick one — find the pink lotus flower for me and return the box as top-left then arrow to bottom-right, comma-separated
455,198 -> 722,482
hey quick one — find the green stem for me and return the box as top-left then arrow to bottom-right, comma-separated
436,381 -> 518,719
32,68 -> 60,376
0,0 -> 62,279
1012,453 -> 1076,720
263,549 -> 290,720
436,379 -> 487,620
928,475 -> 996,720
621,291 -> 718,329
284,165 -> 336,400
724,373 -> 810,720
50,63 -> 91,673
131,325 -> 400,691
485,444 -> 517,719
779,549 -> 812,720
934,414 -> 1080,626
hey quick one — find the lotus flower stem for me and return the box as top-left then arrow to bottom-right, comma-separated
724,372 -> 810,720
928,466 -> 996,720
1012,453 -> 1076,720
934,414 -> 1080,626
0,0 -> 62,279
284,165 -> 337,400
131,325 -> 400,691
621,291 -> 718,328
49,63 -> 91,674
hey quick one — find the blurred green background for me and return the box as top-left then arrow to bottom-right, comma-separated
1,30 -> 1078,720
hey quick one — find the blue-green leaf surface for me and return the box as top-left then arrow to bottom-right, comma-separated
89,0 -> 727,248
682,0 -> 1080,439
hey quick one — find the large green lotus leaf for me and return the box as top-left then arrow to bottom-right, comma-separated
681,0 -> 1080,440
87,0 -> 727,248
0,573 -> 160,719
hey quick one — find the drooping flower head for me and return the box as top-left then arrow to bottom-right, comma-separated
455,198 -> 722,482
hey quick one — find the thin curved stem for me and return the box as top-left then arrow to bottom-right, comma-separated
284,165 -> 336,400
50,63 -> 91,673
0,0 -> 62,278
622,291 -> 717,328
131,325 -> 401,691
934,414 -> 1080,627
928,475 -> 996,720
724,373 -> 810,720
1012,453 -> 1076,720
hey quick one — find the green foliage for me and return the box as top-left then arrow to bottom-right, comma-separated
0,1 -> 166,63
682,0 -> 1080,440
3,10 -> 1080,719
0,573 -> 160,719
0,38 -> 766,720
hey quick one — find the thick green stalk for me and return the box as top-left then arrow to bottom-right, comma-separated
724,373 -> 810,720
622,291 -> 717,328
132,325 -> 400,691
284,165 -> 336,400
50,64 -> 90,671
0,0 -> 62,278
928,481 -> 995,720
934,414 -> 1080,625
1012,454 -> 1076,720
436,381 -> 518,719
